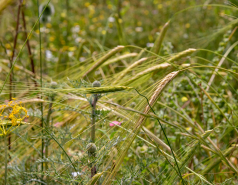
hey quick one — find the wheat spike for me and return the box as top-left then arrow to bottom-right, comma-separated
135,71 -> 179,128
82,45 -> 124,78
167,48 -> 196,63
123,63 -> 171,85
102,53 -> 138,66
113,57 -> 148,84
151,20 -> 170,55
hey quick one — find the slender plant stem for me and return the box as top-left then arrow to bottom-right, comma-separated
45,97 -> 54,184
8,0 -> 23,150
91,95 -> 97,143
66,0 -> 69,44
21,6 -> 37,88
4,134 -> 8,185
33,123 -> 77,172
37,0 -> 44,182
91,94 -> 98,178
0,0 -> 51,95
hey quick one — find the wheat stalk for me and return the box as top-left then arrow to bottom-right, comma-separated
167,48 -> 196,63
102,71 -> 179,184
113,57 -> 148,84
82,45 -> 124,78
102,53 -> 138,66
47,86 -> 132,94
151,20 -> 170,55
123,63 -> 171,85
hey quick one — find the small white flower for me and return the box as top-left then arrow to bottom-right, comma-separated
45,50 -> 53,60
75,37 -> 83,43
108,16 -> 115,22
79,57 -> 85,62
135,27 -> 143,32
183,33 -> 188,39
72,172 -> 83,177
146,43 -> 154,48
72,25 -> 80,33
68,51 -> 74,57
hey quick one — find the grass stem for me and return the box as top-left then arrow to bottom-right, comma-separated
4,134 -> 8,185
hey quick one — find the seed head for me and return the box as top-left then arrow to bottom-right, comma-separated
50,81 -> 58,89
39,3 -> 55,17
86,143 -> 97,156
92,81 -> 101,87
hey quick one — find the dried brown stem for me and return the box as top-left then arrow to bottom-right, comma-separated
8,0 -> 23,149
21,5 -> 37,88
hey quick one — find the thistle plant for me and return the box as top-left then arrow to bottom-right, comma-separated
45,81 -> 57,183
88,80 -> 101,178
39,3 -> 55,24
39,2 -> 55,74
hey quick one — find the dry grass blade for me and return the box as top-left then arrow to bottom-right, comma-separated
1,59 -> 41,79
0,0 -> 12,12
87,172 -> 105,185
206,41 -> 238,91
142,126 -> 171,152
0,99 -> 45,110
82,45 -> 124,78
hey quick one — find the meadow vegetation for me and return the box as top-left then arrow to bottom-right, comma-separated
0,0 -> 238,184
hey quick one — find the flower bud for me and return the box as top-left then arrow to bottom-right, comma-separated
39,3 -> 55,17
92,81 -> 101,87
86,143 -> 97,156
50,81 -> 58,89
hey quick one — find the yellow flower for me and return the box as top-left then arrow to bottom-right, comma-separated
185,23 -> 190,29
0,100 -> 28,135
101,30 -> 106,35
49,36 -> 55,42
158,4 -> 163,9
68,47 -> 76,51
5,43 -> 11,49
46,23 -> 52,28
181,97 -> 188,102
61,12 -> 66,18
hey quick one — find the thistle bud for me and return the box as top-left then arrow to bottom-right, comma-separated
39,3 -> 55,17
86,143 -> 97,156
92,81 -> 101,87
39,3 -> 55,24
50,81 -> 58,89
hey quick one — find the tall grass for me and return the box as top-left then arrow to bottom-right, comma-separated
0,0 -> 238,184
